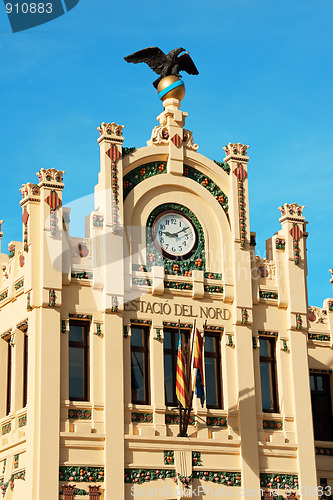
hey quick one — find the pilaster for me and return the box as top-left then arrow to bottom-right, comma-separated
103,312 -> 124,500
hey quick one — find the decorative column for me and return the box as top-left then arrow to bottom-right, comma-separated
223,143 -> 260,497
278,203 -> 318,498
23,169 -> 65,499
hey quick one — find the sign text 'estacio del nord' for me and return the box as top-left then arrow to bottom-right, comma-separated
124,299 -> 231,320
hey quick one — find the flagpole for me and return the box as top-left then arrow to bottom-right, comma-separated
182,319 -> 196,435
177,319 -> 185,437
186,320 -> 206,431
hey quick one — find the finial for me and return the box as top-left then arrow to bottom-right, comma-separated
278,203 -> 305,220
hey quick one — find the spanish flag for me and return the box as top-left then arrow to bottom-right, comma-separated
176,334 -> 188,408
193,329 -> 205,407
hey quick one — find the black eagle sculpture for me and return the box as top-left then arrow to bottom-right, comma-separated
124,47 -> 199,88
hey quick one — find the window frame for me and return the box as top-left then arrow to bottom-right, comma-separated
259,336 -> 279,413
163,327 -> 190,408
68,320 -> 89,402
204,330 -> 222,410
310,372 -> 333,442
130,325 -> 150,405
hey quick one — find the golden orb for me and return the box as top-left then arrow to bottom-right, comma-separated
157,76 -> 185,102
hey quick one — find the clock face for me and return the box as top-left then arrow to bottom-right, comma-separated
152,211 -> 197,259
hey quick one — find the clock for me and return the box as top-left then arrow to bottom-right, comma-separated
152,210 -> 197,259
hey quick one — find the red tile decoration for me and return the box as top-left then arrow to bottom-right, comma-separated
171,134 -> 183,147
45,191 -> 61,211
106,145 -> 121,161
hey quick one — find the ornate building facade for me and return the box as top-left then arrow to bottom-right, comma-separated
0,84 -> 333,500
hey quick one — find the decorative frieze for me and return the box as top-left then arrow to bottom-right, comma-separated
68,409 -> 92,420
206,416 -> 227,427
165,414 -> 195,425
132,278 -> 152,287
296,314 -> 302,330
165,281 -> 193,291
259,291 -> 278,300
27,292 -> 32,311
0,290 -> 8,302
204,272 -> 222,280
227,334 -> 234,347
164,451 -> 174,465
132,264 -> 148,272
289,224 -> 303,265
260,473 -> 298,489
131,412 -> 153,423
14,279 -> 24,291
308,333 -> 331,342
242,309 -> 248,325
192,470 -> 241,486
263,420 -> 283,430
309,368 -> 332,374
1,329 -> 12,340
59,466 -> 104,482
18,415 -> 27,427
163,322 -> 192,328
204,285 -> 223,293
2,423 -> 11,435
315,447 -> 333,456
281,339 -> 289,352
124,468 -> 176,483
183,165 -> 228,215
205,326 -> 223,332
95,324 -> 102,337
13,455 -> 19,469
111,161 -> 120,230
130,319 -> 152,325
22,208 -> 29,252
123,161 -> 167,200
69,314 -> 92,320
71,271 -> 93,280
156,328 -> 162,341
258,331 -> 278,337
2,459 -> 6,474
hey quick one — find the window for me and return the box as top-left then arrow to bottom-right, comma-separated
163,328 -> 190,407
23,332 -> 28,408
6,339 -> 12,415
259,337 -> 278,412
310,373 -> 333,441
69,321 -> 88,401
131,326 -> 149,404
204,331 -> 222,409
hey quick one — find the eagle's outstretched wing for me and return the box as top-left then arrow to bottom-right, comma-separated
124,47 -> 167,76
177,53 -> 199,75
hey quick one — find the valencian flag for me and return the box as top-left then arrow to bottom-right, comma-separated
176,334 -> 188,408
193,329 -> 205,407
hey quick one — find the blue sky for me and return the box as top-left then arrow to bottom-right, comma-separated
0,0 -> 332,306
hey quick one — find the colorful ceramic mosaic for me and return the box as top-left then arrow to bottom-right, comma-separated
260,474 -> 298,489
123,326 -> 128,338
18,415 -> 27,427
258,331 -> 278,337
259,291 -> 278,300
2,459 -> 6,474
16,319 -> 28,330
309,368 -> 333,374
124,468 -> 176,483
8,244 -> 15,259
165,281 -> 193,291
263,420 -> 283,430
227,335 -> 234,347
253,337 -> 258,349
315,447 -> 333,456
156,328 -> 162,341
122,146 -> 136,156
192,470 -> 241,486
59,466 -> 104,482
0,290 -> 8,302
123,161 -> 167,199
328,301 -> 333,312
2,423 -> 11,435
71,271 -> 93,280
68,409 -> 92,420
132,264 -> 148,272
204,272 -> 222,280
242,309 -> 248,325
69,314 -> 92,320
14,279 -> 24,291
233,164 -> 247,247
132,278 -> 152,287
290,224 -> 302,265
204,285 -> 223,293
131,413 -> 153,423
49,290 -> 56,307
282,339 -> 288,352
146,203 -> 206,276
296,314 -> 302,330
192,452 -> 201,466
206,416 -> 227,427
92,215 -> 104,227
205,326 -> 223,332
183,165 -> 228,214
27,292 -> 31,311
164,451 -> 174,465
130,319 -> 152,325
165,414 -> 195,425
61,320 -> 66,334
275,238 -> 285,250
163,322 -> 192,328
13,455 -> 19,469
308,334 -> 331,342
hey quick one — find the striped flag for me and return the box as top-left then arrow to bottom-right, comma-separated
193,329 -> 205,407
176,333 -> 188,408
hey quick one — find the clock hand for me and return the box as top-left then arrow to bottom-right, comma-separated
173,226 -> 190,237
